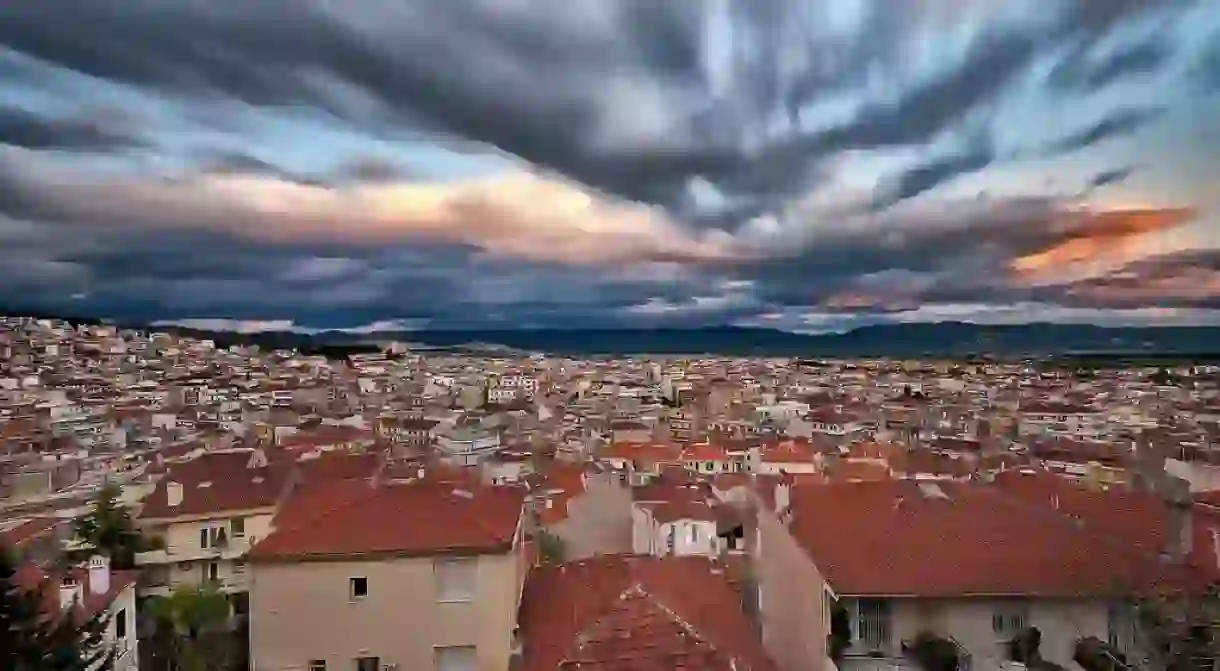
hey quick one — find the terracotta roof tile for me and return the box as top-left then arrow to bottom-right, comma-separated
293,451 -> 381,483
13,562 -> 137,622
786,480 -> 1193,598
828,460 -> 892,483
650,499 -> 717,524
139,450 -> 291,520
518,554 -> 775,671
249,480 -> 524,561
0,516 -> 60,548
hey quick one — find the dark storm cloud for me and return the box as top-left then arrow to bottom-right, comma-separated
808,33 -> 1037,155
0,106 -> 147,151
0,0 -> 1215,328
333,157 -> 406,183
1048,38 -> 1174,93
195,151 -> 321,185
1088,166 -> 1136,190
1044,108 -> 1164,156
1194,35 -> 1220,93
872,136 -> 996,211
0,0 -> 1189,220
1043,249 -> 1220,310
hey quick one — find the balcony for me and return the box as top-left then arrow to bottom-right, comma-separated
134,549 -> 171,566
135,540 -> 250,565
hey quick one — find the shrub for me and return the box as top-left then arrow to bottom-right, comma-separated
904,632 -> 961,671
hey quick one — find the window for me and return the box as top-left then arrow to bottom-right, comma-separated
309,662 -> 326,671
349,577 -> 368,600
1107,603 -> 1136,655
231,517 -> 246,537
853,599 -> 893,653
200,527 -> 210,549
203,562 -> 218,582
115,608 -> 127,638
992,600 -> 1029,640
354,657 -> 379,671
435,645 -> 477,671
689,524 -> 698,543
434,558 -> 477,602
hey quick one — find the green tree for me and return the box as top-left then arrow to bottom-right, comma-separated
2,546 -> 116,671
904,631 -> 963,671
147,584 -> 234,671
70,482 -> 143,570
1129,585 -> 1220,671
828,603 -> 851,662
536,530 -> 565,565
1008,627 -> 1069,671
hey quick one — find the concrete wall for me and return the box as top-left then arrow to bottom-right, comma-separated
754,502 -> 832,671
250,551 -> 522,671
139,510 -> 275,593
837,596 -> 1109,670
550,474 -> 632,560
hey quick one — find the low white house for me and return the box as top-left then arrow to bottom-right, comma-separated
437,425 -> 503,466
631,499 -> 720,557
19,555 -> 140,671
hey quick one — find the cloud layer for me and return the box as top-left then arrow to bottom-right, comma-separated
1,0 -> 1218,330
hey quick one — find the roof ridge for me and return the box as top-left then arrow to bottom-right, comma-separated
551,566 -> 638,668
435,485 -> 521,545
629,580 -> 744,668
982,484 -> 1186,587
266,481 -> 370,538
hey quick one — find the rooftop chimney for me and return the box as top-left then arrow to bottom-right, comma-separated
166,480 -> 183,507
58,574 -> 82,611
247,448 -> 268,470
1169,496 -> 1194,562
87,555 -> 111,596
774,479 -> 791,515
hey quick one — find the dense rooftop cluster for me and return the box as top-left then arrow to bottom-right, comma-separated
4,315 -> 1220,671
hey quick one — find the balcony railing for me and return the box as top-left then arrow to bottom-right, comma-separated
948,637 -> 972,671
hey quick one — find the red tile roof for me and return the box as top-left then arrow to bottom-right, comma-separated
991,470 -> 1170,553
0,516 -> 60,549
248,480 -> 524,562
650,500 -> 717,525
13,562 -> 137,622
139,451 -> 292,520
785,480 -> 1192,598
518,554 -> 775,671
682,442 -> 729,462
292,451 -> 381,484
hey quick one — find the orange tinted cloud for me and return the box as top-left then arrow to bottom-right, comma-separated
1066,256 -> 1220,304
1010,206 -> 1196,282
20,167 -> 742,267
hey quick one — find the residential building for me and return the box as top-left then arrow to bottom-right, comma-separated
247,478 -> 527,671
135,449 -> 291,615
753,479 -> 1196,671
516,554 -> 775,671
14,555 -> 140,671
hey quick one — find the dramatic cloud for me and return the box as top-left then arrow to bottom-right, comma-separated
0,0 -> 1218,330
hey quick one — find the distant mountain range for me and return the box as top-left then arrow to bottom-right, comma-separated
12,311 -> 1220,359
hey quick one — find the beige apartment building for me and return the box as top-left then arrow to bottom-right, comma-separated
752,477 -> 1201,671
135,449 -> 290,609
246,477 -> 527,671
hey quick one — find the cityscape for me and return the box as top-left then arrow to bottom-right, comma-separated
4,315 -> 1220,671
4,1 -> 1220,671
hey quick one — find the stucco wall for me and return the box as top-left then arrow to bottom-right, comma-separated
754,503 -> 831,671
249,551 -> 521,671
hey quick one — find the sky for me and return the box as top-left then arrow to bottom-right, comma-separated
1,1 -> 1219,333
